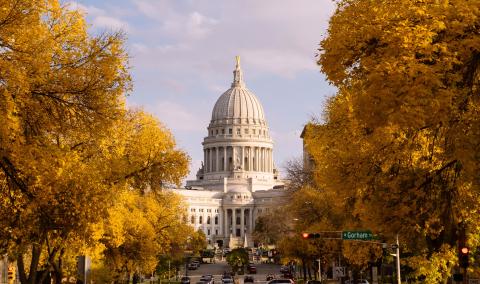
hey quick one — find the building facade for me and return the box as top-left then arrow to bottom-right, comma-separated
175,57 -> 288,248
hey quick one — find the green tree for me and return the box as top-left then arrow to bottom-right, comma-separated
226,248 -> 249,274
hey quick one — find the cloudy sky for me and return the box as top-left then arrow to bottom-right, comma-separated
71,0 -> 337,181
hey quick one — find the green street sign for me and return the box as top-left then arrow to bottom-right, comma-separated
342,231 -> 373,240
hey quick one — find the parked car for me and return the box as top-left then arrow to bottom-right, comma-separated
267,279 -> 295,284
221,278 -> 233,284
305,281 -> 321,284
181,277 -> 190,284
280,266 -> 289,273
266,274 -> 275,281
244,276 -> 254,283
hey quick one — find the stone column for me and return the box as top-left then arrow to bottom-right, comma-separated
232,208 -> 236,236
265,148 -> 267,172
224,208 -> 228,237
223,147 -> 227,171
216,147 -> 220,172
212,148 -> 215,172
256,147 -> 259,171
211,209 -> 215,237
204,149 -> 207,173
248,208 -> 253,233
203,209 -> 207,233
253,147 -> 256,171
268,149 -> 271,172
241,146 -> 245,170
240,208 -> 245,237
228,146 -> 236,170
207,149 -> 210,173
247,147 -> 251,171
261,148 -> 264,172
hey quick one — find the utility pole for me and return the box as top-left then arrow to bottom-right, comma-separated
396,234 -> 401,284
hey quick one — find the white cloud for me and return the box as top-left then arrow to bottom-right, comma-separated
123,0 -> 334,79
150,101 -> 207,132
240,48 -> 317,78
66,1 -> 129,31
93,16 -> 128,30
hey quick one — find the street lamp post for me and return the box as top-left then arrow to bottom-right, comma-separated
396,234 -> 401,284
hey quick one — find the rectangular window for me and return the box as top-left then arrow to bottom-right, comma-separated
222,129 -> 225,134
215,230 -> 218,235
216,129 -> 218,134
245,129 -> 249,134
252,129 -> 256,134
229,128 -> 232,134
207,229 -> 210,235
236,129 -> 240,135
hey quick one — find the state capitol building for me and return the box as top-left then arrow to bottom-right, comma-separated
175,57 -> 289,249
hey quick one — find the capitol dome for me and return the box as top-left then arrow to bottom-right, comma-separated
210,56 -> 266,125
200,56 -> 275,182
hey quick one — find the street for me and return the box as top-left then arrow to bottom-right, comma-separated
184,262 -> 282,284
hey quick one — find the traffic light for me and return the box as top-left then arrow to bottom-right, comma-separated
302,233 -> 320,239
459,246 -> 469,268
7,264 -> 15,282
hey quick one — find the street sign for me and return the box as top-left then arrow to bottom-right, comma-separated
342,231 -> 373,240
333,266 -> 346,278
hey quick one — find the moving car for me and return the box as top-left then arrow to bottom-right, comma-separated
199,277 -> 213,284
201,275 -> 214,284
181,277 -> 190,284
192,260 -> 201,268
244,276 -> 254,283
187,263 -> 197,270
221,278 -> 233,284
247,264 -> 257,274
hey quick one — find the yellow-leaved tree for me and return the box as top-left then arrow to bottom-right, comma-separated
0,1 -> 190,283
306,0 -> 480,281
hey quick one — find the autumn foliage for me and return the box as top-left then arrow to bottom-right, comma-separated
0,1 -> 191,283
296,0 -> 480,281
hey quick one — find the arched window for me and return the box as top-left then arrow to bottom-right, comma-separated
191,216 -> 195,224
207,216 -> 211,224
215,216 -> 218,225
199,216 -> 203,224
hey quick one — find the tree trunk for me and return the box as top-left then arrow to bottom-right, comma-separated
20,243 -> 43,284
17,254 -> 28,284
301,258 -> 307,281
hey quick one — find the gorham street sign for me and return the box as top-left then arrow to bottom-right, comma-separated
342,231 -> 373,240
